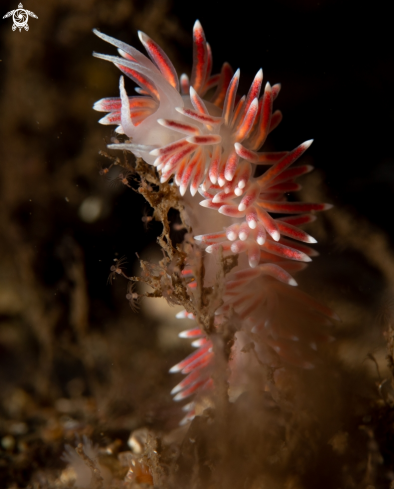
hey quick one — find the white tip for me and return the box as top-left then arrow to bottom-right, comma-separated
194,19 -> 202,31
169,365 -> 181,373
249,257 -> 259,268
189,86 -> 197,97
307,236 -> 317,244
179,185 -> 187,196
138,30 -> 148,44
171,384 -> 182,395
194,235 -> 203,241
182,402 -> 195,412
257,237 -> 265,245
209,174 -> 217,185
98,115 -> 108,124
238,203 -> 246,212
271,230 -> 280,242
206,245 -> 213,254
323,203 -> 333,210
239,232 -> 247,241
234,187 -> 243,196
227,231 -> 237,241
179,414 -> 195,426
199,200 -> 211,208
238,180 -> 246,189
288,278 -> 298,286
176,311 -> 187,319
303,139 -> 314,148
149,148 -> 161,156
212,194 -> 222,203
248,221 -> 257,230
190,185 -> 198,197
256,68 -> 263,79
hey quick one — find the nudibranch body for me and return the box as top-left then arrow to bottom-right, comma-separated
94,21 -> 336,425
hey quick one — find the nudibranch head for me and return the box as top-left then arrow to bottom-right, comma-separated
93,21 -> 283,196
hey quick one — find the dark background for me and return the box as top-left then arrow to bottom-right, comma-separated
1,0 -> 393,268
0,0 -> 393,485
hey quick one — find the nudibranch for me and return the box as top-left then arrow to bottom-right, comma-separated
93,21 -> 336,425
